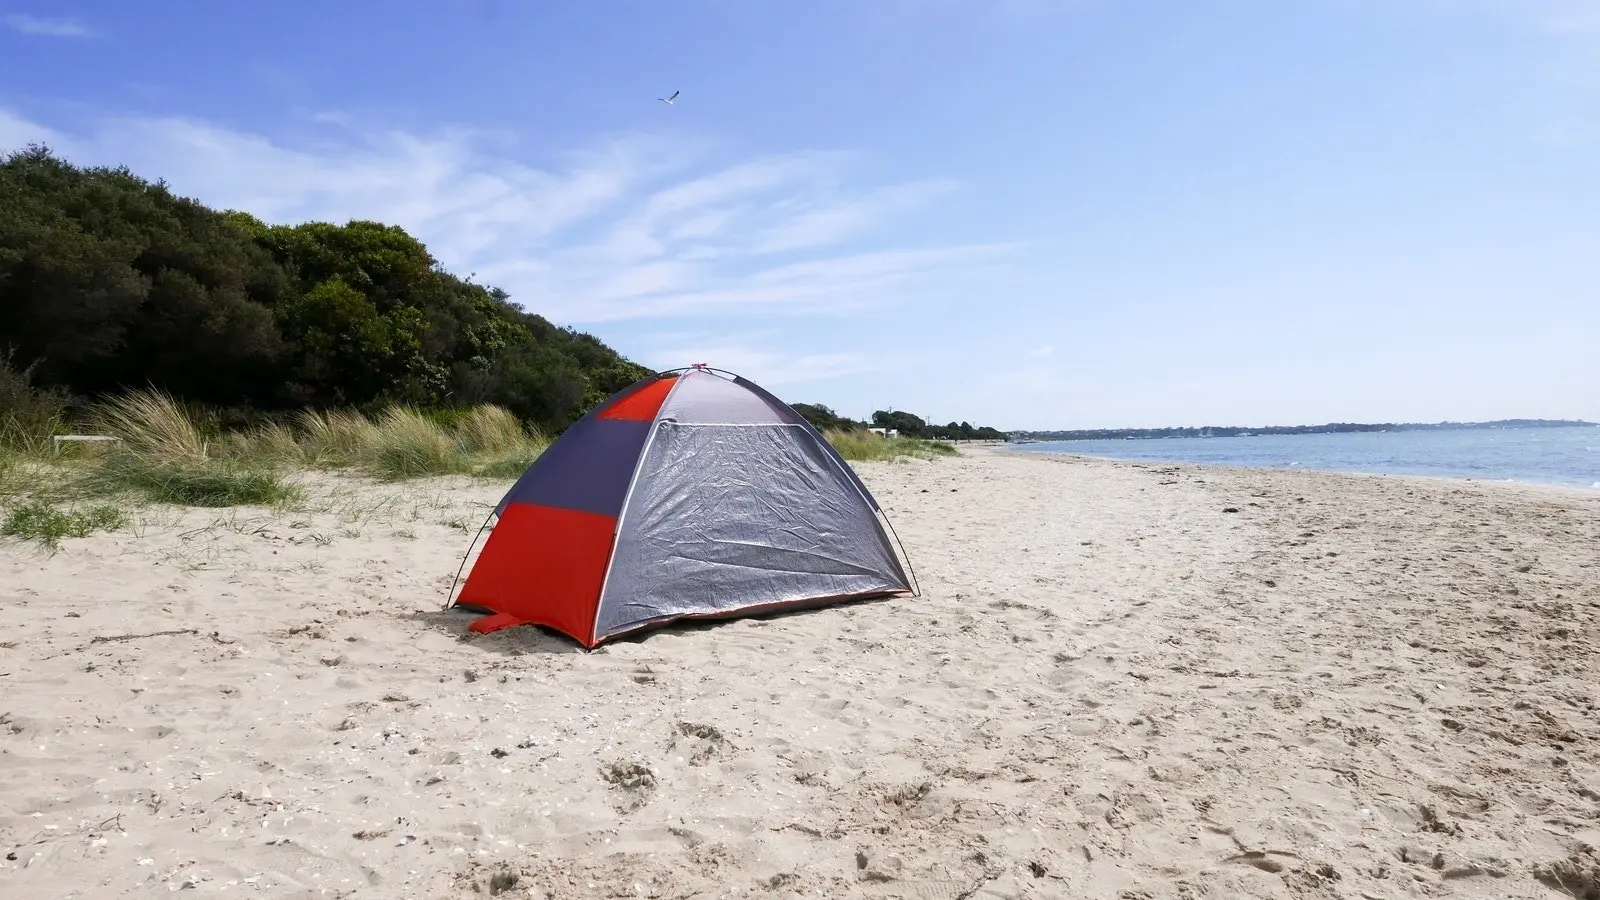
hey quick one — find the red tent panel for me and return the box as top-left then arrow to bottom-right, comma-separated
597,375 -> 677,421
456,503 -> 617,644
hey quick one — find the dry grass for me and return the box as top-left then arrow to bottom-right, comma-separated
369,407 -> 460,479
220,422 -> 304,467
296,409 -> 381,468
825,428 -> 959,462
0,452 -> 21,500
0,350 -> 71,455
1,387 -> 952,543
0,387 -> 547,545
276,405 -> 544,480
452,405 -> 532,455
86,388 -> 210,461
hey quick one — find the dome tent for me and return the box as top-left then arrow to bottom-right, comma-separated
449,366 -> 916,647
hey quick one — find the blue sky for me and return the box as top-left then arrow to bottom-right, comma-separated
3,0 -> 1597,429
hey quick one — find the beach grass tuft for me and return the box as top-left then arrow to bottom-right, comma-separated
452,405 -> 531,455
81,456 -> 302,508
825,428 -> 961,462
220,422 -> 305,467
66,388 -> 302,507
286,404 -> 543,481
297,409 -> 382,469
369,407 -> 461,480
471,452 -> 541,480
3,499 -> 127,550
88,388 -> 210,462
1,352 -> 70,457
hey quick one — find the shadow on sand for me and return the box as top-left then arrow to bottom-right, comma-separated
404,607 -> 581,656
406,593 -> 899,655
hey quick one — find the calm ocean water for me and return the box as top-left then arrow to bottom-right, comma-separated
1013,426 -> 1600,490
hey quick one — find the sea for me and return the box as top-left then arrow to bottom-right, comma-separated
1011,425 -> 1600,491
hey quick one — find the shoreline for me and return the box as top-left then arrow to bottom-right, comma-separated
991,443 -> 1600,498
3,449 -> 1598,898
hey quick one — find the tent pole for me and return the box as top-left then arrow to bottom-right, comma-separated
879,510 -> 922,598
443,510 -> 498,611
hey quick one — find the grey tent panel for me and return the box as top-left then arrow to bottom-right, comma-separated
657,369 -> 789,425
595,422 -> 910,640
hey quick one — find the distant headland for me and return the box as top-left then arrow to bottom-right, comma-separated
1008,419 -> 1598,443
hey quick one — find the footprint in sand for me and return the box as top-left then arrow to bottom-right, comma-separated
1532,850 -> 1600,898
600,761 -> 657,812
672,722 -> 729,766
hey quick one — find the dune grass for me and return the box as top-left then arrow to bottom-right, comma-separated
295,409 -> 381,469
824,428 -> 959,462
288,404 -> 547,481
67,390 -> 303,508
86,388 -> 210,461
0,377 -> 552,542
0,452 -> 20,500
3,499 -> 126,551
64,390 -> 546,499
1,380 -> 945,533
81,455 -> 304,507
0,351 -> 70,457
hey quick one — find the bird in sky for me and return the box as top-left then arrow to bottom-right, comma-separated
659,90 -> 680,105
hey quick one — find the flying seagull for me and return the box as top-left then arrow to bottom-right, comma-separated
659,90 -> 680,105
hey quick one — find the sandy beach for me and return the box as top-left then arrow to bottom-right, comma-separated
2,448 -> 1598,899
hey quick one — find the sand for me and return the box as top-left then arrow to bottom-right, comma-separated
2,448 -> 1598,899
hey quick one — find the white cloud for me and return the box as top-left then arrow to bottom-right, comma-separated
749,180 -> 960,254
1028,344 -> 1055,357
634,333 -> 895,389
0,108 -> 63,149
3,14 -> 94,38
0,106 -> 1001,328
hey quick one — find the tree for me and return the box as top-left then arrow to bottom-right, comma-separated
791,403 -> 863,432
872,409 -> 926,437
0,144 -> 652,434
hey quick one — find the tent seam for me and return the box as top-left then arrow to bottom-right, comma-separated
591,373 -> 689,645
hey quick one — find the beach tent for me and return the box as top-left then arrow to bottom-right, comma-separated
449,366 -> 915,647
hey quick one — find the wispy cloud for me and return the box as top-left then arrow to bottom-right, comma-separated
0,107 -> 1002,329
3,14 -> 95,38
635,332 -> 896,389
749,180 -> 961,254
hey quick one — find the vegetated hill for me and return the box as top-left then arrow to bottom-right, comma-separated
0,144 -> 652,434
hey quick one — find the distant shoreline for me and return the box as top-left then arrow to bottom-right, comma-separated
1007,418 -> 1597,443
987,443 -> 1600,497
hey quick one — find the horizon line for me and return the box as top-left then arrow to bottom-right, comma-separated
1008,417 -> 1599,435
